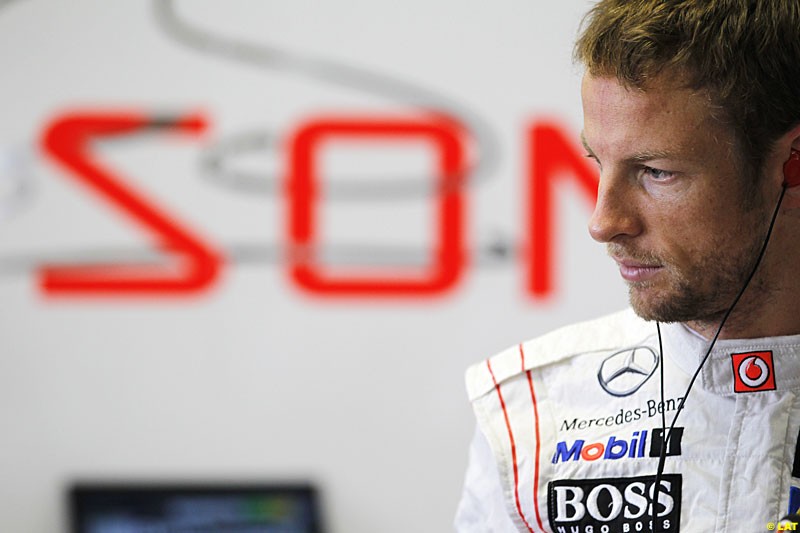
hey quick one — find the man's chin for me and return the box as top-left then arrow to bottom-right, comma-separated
629,301 -> 669,322
628,286 -> 722,324
628,286 -> 691,323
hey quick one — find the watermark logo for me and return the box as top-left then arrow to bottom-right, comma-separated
768,519 -> 798,530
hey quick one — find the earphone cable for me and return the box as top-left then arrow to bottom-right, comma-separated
650,184 -> 788,531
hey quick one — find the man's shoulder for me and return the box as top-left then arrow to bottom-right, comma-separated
465,308 -> 655,401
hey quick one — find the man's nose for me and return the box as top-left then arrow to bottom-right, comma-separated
588,172 -> 642,243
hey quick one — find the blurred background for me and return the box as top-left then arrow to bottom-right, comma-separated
0,0 -> 627,531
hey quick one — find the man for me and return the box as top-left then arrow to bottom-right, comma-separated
455,1 -> 800,531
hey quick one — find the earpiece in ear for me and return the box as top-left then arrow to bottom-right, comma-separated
784,149 -> 800,187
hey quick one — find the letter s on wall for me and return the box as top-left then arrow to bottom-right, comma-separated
40,110 -> 221,296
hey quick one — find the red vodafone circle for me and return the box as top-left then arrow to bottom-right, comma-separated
739,356 -> 769,388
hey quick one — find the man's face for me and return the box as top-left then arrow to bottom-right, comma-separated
581,74 -> 772,326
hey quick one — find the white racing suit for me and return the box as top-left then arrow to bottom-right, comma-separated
454,309 -> 800,532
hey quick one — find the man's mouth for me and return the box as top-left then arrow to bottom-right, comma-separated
613,257 -> 663,283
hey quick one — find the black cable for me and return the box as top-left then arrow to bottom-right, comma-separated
650,184 -> 788,532
650,321 -> 668,531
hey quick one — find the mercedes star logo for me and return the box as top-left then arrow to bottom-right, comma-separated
597,346 -> 660,397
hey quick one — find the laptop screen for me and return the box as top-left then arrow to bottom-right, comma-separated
70,483 -> 324,533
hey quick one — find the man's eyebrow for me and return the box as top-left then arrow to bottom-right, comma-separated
625,150 -> 675,163
580,132 -> 677,163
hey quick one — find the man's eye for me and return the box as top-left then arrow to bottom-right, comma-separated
642,166 -> 674,181
585,153 -> 601,167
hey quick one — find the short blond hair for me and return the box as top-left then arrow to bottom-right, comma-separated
575,0 -> 800,174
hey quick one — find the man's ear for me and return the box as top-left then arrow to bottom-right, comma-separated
784,148 -> 800,188
772,124 -> 800,209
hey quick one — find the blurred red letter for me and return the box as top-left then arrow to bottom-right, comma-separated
288,116 -> 466,297
527,122 -> 599,298
40,111 -> 220,295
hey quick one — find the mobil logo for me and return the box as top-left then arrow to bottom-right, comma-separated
552,431 -> 647,464
552,428 -> 682,464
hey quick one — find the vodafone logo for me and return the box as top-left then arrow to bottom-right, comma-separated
732,351 -> 776,393
739,356 -> 769,387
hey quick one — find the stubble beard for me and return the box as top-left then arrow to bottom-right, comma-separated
612,223 -> 769,328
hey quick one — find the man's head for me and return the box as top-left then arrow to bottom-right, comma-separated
575,0 -> 800,335
575,0 -> 800,177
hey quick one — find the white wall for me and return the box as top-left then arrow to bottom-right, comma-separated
0,1 -> 627,531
